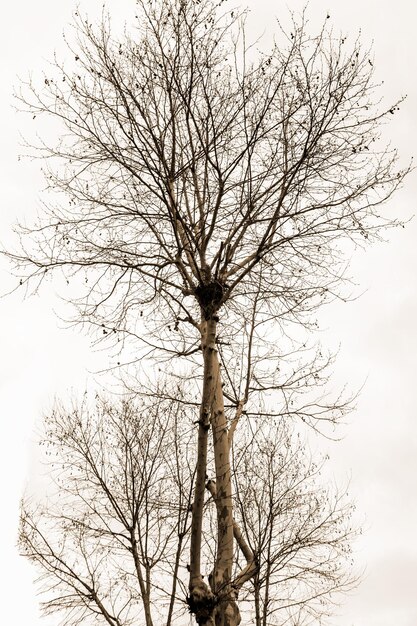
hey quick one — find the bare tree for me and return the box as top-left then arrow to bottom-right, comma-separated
21,393 -> 195,626
231,421 -> 356,626
20,394 -> 356,626
10,0 -> 407,623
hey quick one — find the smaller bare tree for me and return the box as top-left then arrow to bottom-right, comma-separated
20,392 -> 357,626
231,421 -> 356,626
20,394 -> 195,626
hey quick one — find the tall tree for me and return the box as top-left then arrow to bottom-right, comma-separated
10,0 -> 406,623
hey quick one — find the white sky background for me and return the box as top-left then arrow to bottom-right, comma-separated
0,1 -> 416,624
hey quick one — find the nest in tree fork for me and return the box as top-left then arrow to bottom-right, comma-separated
194,280 -> 225,319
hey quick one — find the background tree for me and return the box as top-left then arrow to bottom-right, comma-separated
231,421 -> 356,626
21,394 -> 195,626
20,394 -> 356,626
10,0 -> 407,623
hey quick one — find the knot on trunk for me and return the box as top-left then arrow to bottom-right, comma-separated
187,582 -> 217,624
194,280 -> 225,320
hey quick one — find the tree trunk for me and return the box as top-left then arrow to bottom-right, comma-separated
166,534 -> 184,626
254,574 -> 261,626
130,531 -> 154,626
188,317 -> 218,624
189,316 -> 241,625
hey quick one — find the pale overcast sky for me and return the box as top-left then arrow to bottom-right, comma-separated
1,1 -> 416,625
